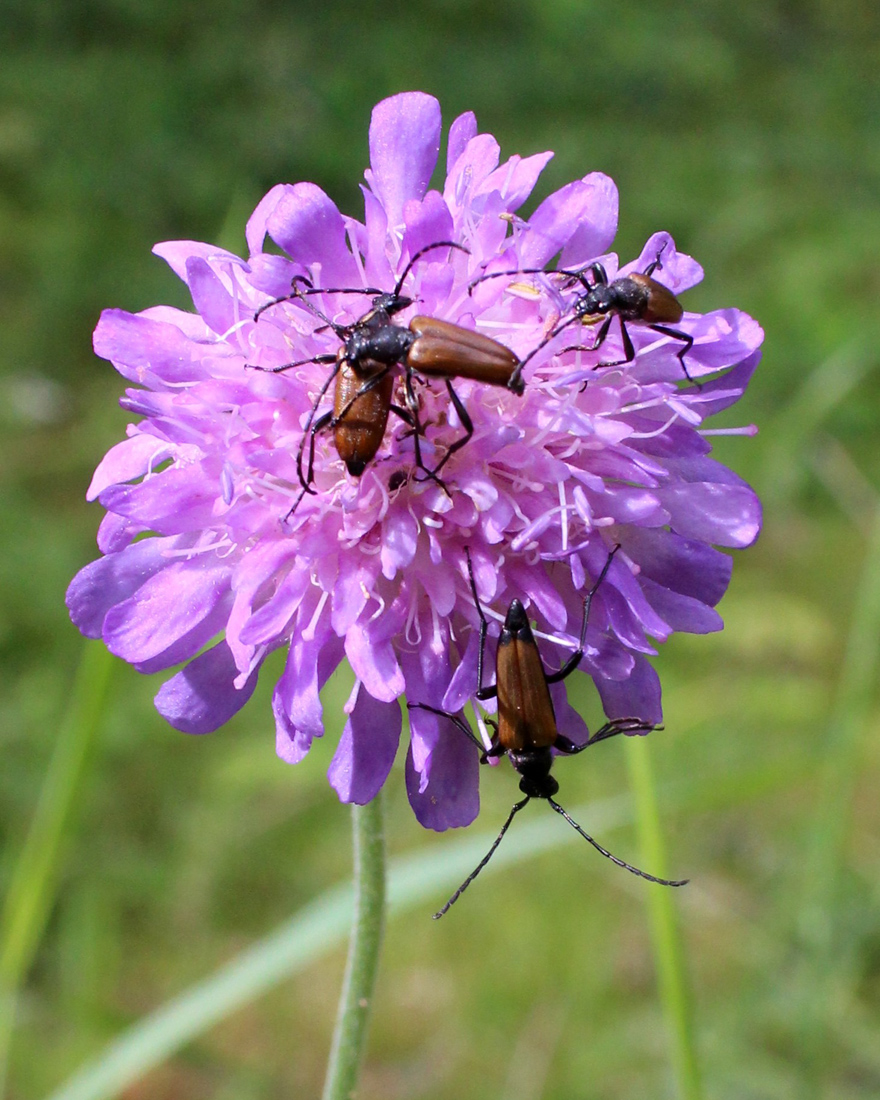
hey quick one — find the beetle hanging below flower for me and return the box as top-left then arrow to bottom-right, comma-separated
410,545 -> 688,917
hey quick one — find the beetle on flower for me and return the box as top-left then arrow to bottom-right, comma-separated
67,92 -> 763,831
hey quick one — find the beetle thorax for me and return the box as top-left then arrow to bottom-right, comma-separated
578,278 -> 649,321
345,319 -> 416,370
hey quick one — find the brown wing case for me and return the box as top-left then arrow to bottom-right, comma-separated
495,634 -> 558,753
407,316 -> 518,387
631,275 -> 685,323
333,359 -> 393,475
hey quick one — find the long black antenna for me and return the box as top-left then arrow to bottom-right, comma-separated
547,798 -> 688,887
433,798 -> 530,919
392,241 -> 468,298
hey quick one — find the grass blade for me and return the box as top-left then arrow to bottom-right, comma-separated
626,733 -> 703,1100
0,643 -> 114,1096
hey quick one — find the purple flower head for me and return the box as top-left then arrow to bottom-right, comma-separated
67,92 -> 763,831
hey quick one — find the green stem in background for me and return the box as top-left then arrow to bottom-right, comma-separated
41,757 -> 810,1100
625,734 -> 703,1100
0,643 -> 114,1100
321,793 -> 386,1100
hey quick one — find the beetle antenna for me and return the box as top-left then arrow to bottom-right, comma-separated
463,547 -> 494,700
394,241 -> 469,299
252,275 -> 315,321
285,289 -> 349,337
468,265 -> 549,293
577,543 -> 621,651
506,310 -> 586,392
643,240 -> 669,279
546,542 -> 622,685
546,798 -> 688,887
433,797 -> 530,919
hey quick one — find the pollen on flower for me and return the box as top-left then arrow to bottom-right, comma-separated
67,91 -> 763,831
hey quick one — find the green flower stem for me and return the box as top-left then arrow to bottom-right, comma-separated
625,733 -> 702,1100
321,793 -> 386,1100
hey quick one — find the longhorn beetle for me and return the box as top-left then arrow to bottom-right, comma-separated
409,545 -> 687,918
471,243 -> 696,391
251,241 -> 521,498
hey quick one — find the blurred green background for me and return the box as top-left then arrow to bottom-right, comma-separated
3,0 -> 880,1096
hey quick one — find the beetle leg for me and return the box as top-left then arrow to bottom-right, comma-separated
427,381 -> 474,478
407,702 -> 488,755
294,360 -> 343,492
545,545 -> 621,684
280,486 -> 309,525
508,310 -> 583,392
329,366 -> 393,427
399,371 -> 452,496
464,548 -> 498,703
401,369 -> 429,478
590,315 -> 635,368
389,403 -> 415,428
247,352 -> 337,375
300,410 -> 332,492
554,717 -> 658,756
648,323 -> 697,385
642,243 -> 668,279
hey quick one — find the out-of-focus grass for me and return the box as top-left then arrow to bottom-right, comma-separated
2,0 -> 880,1096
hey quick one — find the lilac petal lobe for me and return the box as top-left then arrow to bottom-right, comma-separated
380,508 -> 419,578
155,641 -> 259,734
345,624 -> 405,702
274,629 -> 344,751
246,184 -> 293,256
87,434 -> 172,501
476,151 -> 555,212
96,512 -> 146,554
400,192 -> 455,261
558,173 -> 620,267
521,180 -> 603,268
659,481 -> 762,548
99,464 -> 221,536
66,536 -> 180,638
596,655 -> 663,726
102,558 -> 231,665
265,182 -> 357,286
405,709 -> 480,830
328,683 -> 401,804
549,681 -> 589,748
617,527 -> 732,607
443,133 -> 501,212
640,578 -> 724,634
632,233 -> 703,292
185,256 -> 234,335
368,92 -> 441,231
93,310 -> 198,386
152,240 -> 247,284
446,111 -> 477,173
